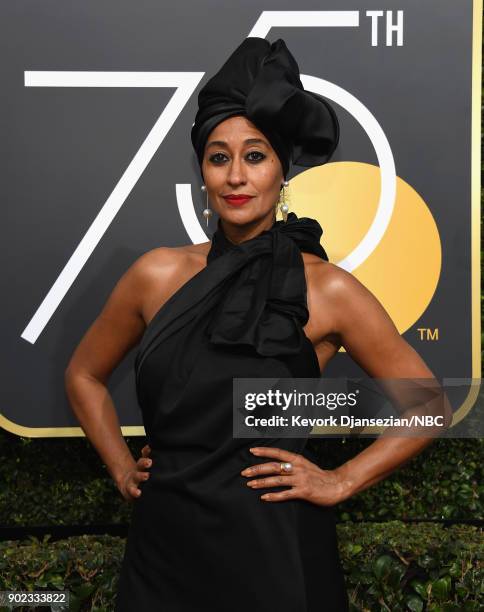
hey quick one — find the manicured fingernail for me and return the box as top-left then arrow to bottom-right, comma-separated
147,459 -> 152,466
261,494 -> 269,500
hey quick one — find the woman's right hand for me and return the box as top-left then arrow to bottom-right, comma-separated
117,444 -> 152,503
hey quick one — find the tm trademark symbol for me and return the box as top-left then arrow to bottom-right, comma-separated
417,328 -> 439,341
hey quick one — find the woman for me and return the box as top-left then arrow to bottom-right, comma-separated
65,38 -> 451,611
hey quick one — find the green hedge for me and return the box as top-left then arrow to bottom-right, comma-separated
0,430 -> 481,526
310,437 -> 483,522
0,523 -> 481,611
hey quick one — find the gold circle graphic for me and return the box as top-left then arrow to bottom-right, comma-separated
288,162 -> 442,346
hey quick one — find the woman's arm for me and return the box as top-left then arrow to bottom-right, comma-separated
64,251 -> 159,500
322,266 -> 453,502
240,265 -> 453,506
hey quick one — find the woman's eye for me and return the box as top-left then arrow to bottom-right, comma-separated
209,152 -> 228,164
246,151 -> 266,162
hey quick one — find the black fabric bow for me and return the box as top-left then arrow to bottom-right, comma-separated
191,37 -> 340,179
204,212 -> 328,357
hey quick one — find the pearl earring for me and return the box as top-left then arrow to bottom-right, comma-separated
201,185 -> 212,226
278,180 -> 290,222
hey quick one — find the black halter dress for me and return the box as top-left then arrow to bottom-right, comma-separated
115,212 -> 349,611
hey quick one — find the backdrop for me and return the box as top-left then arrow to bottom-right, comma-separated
0,0 -> 481,436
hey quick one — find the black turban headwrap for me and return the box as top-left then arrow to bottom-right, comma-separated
191,37 -> 340,180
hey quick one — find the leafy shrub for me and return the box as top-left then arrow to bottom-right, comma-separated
0,523 -> 481,611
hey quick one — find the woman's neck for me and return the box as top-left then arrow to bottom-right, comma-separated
218,214 -> 277,245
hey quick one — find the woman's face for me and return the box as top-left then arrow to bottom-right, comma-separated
201,115 -> 284,227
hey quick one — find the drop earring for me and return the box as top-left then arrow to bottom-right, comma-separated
278,180 -> 290,222
201,185 -> 212,227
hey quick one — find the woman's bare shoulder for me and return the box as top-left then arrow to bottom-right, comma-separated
130,242 -> 212,324
134,241 -> 211,279
307,258 -> 397,338
304,259 -> 366,334
305,258 -> 364,296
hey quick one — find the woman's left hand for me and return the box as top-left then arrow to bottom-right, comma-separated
241,446 -> 347,507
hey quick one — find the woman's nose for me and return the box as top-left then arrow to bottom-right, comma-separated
226,156 -> 247,185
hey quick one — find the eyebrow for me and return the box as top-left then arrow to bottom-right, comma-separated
205,137 -> 269,149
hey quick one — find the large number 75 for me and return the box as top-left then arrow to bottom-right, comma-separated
21,10 -> 397,344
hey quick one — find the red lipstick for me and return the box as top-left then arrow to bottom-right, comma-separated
222,194 -> 254,206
